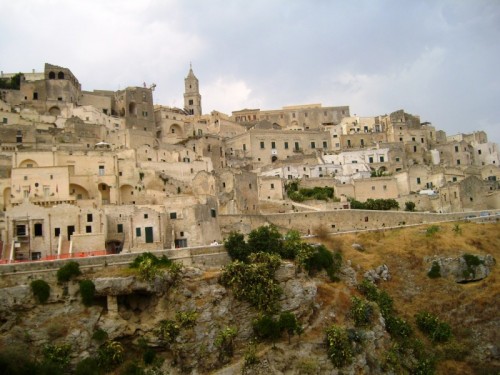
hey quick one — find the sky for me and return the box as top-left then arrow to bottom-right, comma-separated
1,0 -> 499,144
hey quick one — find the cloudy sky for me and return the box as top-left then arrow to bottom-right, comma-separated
1,0 -> 499,143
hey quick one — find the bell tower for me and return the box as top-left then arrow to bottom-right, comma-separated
184,63 -> 202,116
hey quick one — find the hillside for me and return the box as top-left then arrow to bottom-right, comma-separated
0,220 -> 498,374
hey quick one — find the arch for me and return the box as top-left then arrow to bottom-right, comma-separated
128,102 -> 137,116
18,159 -> 39,168
57,71 -> 65,79
48,106 -> 61,116
48,71 -> 56,79
98,183 -> 111,204
69,184 -> 89,200
120,184 -> 134,204
169,123 -> 183,137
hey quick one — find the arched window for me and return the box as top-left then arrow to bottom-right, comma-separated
48,71 -> 56,79
57,71 -> 65,79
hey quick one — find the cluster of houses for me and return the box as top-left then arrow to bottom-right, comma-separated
0,63 -> 498,261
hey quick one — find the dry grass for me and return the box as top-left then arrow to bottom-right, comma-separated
315,221 -> 500,373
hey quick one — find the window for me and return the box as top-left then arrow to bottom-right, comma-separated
98,165 -> 105,176
412,137 -> 416,142
413,146 -> 417,152
144,214 -> 148,219
457,159 -> 461,165
380,156 -> 385,163
260,141 -> 265,149
295,142 -> 300,150
55,228 -> 61,237
284,142 -> 289,149
33,92 -> 38,100
270,183 -> 275,189
136,228 -> 142,237
271,141 -> 276,149
87,214 -> 93,222
371,186 -> 375,191
34,223 -> 43,236
478,150 -> 482,155
399,137 -> 403,142
16,225 -> 26,236
117,224 -> 123,233
249,183 -> 252,189
211,208 -> 217,218
189,99 -> 193,105
369,157 -> 374,163
170,212 -> 177,219
86,226 -> 92,233
243,144 -> 246,151
323,141 -> 328,148
180,231 -> 184,237
417,177 -> 421,184
455,146 -> 459,152
452,177 -> 457,182
396,157 -> 400,162
421,138 -> 424,143
2,117 -> 6,124
383,185 -> 387,190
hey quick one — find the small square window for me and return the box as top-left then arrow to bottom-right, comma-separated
86,225 -> 92,233
144,214 -> 148,219
170,212 -> 177,219
87,214 -> 93,222
136,228 -> 142,237
117,224 -> 123,233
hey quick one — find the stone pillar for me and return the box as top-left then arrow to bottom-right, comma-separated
107,295 -> 118,317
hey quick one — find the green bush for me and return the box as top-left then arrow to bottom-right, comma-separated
415,311 -> 452,343
350,296 -> 374,327
175,310 -> 198,328
252,315 -> 281,343
247,225 -> 283,256
427,261 -> 441,279
325,325 -> 353,368
224,231 -> 250,262
425,225 -> 440,237
215,326 -> 237,362
385,315 -> 413,339
297,244 -> 342,281
98,340 -> 124,371
405,201 -> 416,212
219,252 -> 282,313
92,328 -> 108,344
30,279 -> 50,303
42,343 -> 72,372
130,252 -> 172,268
57,261 -> 82,282
142,348 -> 156,365
156,319 -> 180,345
279,311 -> 303,343
79,279 -> 96,306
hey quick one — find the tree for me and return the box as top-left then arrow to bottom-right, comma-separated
405,201 -> 416,212
281,230 -> 302,259
224,231 -> 250,262
279,312 -> 302,344
247,225 -> 283,255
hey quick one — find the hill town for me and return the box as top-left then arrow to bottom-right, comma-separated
0,63 -> 498,262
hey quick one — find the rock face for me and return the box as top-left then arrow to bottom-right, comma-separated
426,254 -> 495,283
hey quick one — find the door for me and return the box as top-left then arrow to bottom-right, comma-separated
145,227 -> 154,244
67,225 -> 75,240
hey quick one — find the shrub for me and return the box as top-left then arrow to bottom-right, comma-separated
425,225 -> 440,237
350,296 -> 374,327
175,310 -> 198,328
57,261 -> 81,282
325,325 -> 353,367
30,279 -> 50,303
247,225 -> 283,256
404,201 -> 416,212
142,348 -> 156,365
219,252 -> 282,313
98,340 -> 124,371
42,343 -> 72,371
224,231 -> 250,262
281,230 -> 302,260
156,319 -> 180,345
385,315 -> 413,339
297,244 -> 342,281
357,279 -> 379,302
215,326 -> 237,361
252,315 -> 281,343
92,328 -> 108,344
279,311 -> 303,343
427,261 -> 441,279
130,252 -> 172,268
243,340 -> 258,367
415,311 -> 452,343
79,279 -> 96,306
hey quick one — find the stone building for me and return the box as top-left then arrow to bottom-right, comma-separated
231,103 -> 350,130
184,65 -> 202,116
